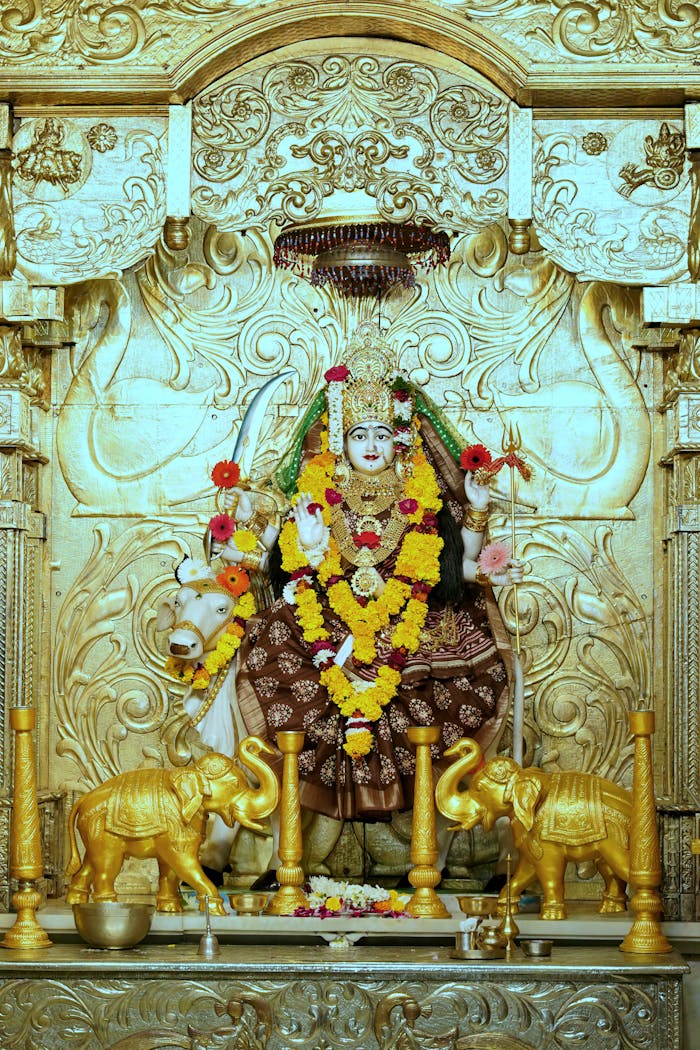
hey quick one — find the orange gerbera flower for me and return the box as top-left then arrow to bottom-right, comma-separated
211,460 -> 241,488
216,565 -> 250,597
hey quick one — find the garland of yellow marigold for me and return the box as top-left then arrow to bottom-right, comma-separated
279,424 -> 443,759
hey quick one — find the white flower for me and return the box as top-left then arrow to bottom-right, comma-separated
282,580 -> 298,604
393,400 -> 413,421
312,647 -> 336,669
175,557 -> 212,584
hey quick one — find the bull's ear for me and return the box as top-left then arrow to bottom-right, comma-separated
156,597 -> 177,631
509,772 -> 543,831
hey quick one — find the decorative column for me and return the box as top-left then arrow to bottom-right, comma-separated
406,726 -> 449,919
265,731 -> 307,916
0,283 -> 65,911
620,709 -> 671,954
642,283 -> 700,919
0,104 -> 16,279
507,103 -> 533,256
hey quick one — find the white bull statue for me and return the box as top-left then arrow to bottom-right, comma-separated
157,564 -> 255,873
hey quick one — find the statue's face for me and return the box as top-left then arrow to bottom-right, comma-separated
345,421 -> 395,475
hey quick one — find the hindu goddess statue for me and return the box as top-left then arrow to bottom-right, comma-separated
212,323 -> 521,824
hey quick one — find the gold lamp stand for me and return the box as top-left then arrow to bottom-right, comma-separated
406,726 -> 450,919
620,709 -> 671,954
2,706 -> 51,949
265,731 -> 307,916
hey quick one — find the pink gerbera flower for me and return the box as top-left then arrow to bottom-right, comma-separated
478,541 -> 510,575
209,512 -> 235,542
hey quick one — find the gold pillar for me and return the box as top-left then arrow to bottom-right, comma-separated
265,731 -> 307,916
2,706 -> 51,948
620,709 -> 671,954
0,104 -> 15,280
406,726 -> 449,919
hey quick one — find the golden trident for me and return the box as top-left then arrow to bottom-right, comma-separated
490,422 -> 530,655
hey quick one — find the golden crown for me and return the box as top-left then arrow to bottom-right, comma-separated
341,323 -> 394,431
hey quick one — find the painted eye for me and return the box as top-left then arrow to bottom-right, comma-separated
217,605 -> 228,615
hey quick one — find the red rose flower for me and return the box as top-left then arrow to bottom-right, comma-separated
353,531 -> 381,550
307,502 -> 322,514
460,444 -> 493,472
325,487 -> 343,506
388,650 -> 407,670
209,513 -> 235,541
211,460 -> 241,488
325,365 -> 350,382
393,389 -> 411,402
398,498 -> 418,515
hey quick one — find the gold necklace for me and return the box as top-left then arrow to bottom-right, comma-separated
331,501 -> 408,567
339,467 -> 403,516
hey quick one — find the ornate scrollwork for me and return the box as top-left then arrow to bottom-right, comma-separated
52,521 -> 200,790
505,520 -> 648,784
14,125 -> 165,283
0,971 -> 671,1049
1,0 -> 700,69
192,51 -> 509,234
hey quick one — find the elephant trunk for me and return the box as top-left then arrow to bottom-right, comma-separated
435,736 -> 484,828
233,736 -> 280,830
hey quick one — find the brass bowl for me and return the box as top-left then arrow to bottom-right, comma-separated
520,938 -> 553,958
229,891 -> 268,916
457,894 -> 500,917
72,901 -> 154,949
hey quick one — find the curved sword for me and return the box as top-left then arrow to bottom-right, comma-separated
232,369 -> 295,478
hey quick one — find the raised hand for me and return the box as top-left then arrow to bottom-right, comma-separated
463,470 -> 490,511
294,492 -> 328,551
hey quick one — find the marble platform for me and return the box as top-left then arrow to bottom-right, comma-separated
0,897 -> 693,1048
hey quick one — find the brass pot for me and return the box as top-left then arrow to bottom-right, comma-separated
72,901 -> 154,949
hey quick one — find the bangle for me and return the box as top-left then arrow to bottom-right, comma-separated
247,510 -> 270,539
475,567 -> 490,587
240,549 -> 263,571
463,506 -> 489,532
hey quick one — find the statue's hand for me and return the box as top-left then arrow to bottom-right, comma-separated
489,558 -> 525,587
294,492 -> 328,551
464,470 -> 490,511
220,487 -> 253,522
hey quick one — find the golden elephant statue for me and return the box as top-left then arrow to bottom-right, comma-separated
65,737 -> 279,916
435,737 -> 631,920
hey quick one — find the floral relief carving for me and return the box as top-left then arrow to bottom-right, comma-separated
1,0 -> 700,69
0,972 -> 672,1048
52,521 -> 200,790
191,53 -> 509,234
501,520 -> 648,784
12,118 -> 166,284
533,123 -> 689,283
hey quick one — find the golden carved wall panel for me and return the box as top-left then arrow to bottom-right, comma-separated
37,38 -> 660,867
533,117 -> 690,284
446,0 -> 700,64
191,44 -> 508,234
2,0 -> 700,76
11,116 -> 166,284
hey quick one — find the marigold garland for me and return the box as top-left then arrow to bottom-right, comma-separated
279,420 -> 444,758
165,590 -> 256,691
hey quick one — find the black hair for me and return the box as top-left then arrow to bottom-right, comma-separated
430,504 -> 466,607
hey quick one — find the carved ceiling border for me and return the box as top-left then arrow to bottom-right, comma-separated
1,1 -> 700,109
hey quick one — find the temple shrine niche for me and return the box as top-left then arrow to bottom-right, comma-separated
0,2 -> 698,1047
